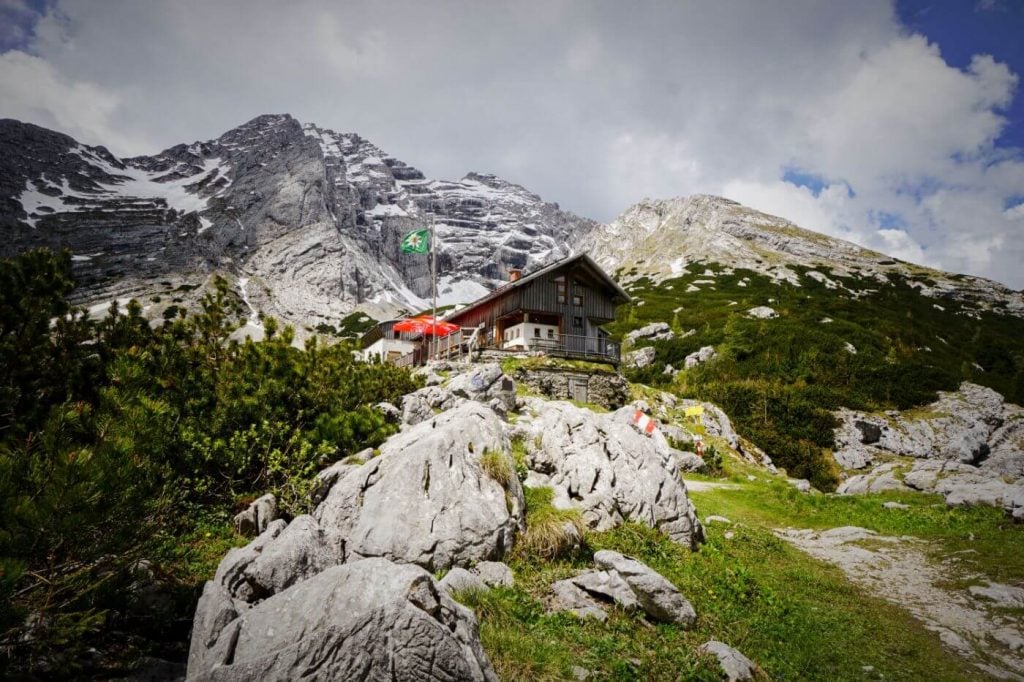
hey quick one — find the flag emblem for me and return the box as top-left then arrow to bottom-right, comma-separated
400,229 -> 430,254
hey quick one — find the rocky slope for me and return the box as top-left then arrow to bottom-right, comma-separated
0,115 -> 597,327
834,382 -> 1024,519
580,195 -> 1024,316
187,363 -> 712,679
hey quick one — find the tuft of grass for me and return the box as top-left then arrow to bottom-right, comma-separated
480,449 -> 516,489
516,486 -> 586,561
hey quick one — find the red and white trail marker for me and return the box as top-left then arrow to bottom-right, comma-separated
633,409 -> 657,436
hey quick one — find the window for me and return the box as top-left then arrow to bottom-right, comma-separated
534,327 -> 540,338
555,277 -> 567,304
572,292 -> 583,306
547,328 -> 555,339
573,316 -> 583,329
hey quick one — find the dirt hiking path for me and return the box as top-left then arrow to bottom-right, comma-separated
777,526 -> 1024,680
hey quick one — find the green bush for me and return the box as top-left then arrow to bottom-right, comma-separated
609,263 -> 1024,490
0,248 -> 421,676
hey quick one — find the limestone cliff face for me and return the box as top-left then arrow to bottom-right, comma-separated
0,114 -> 598,327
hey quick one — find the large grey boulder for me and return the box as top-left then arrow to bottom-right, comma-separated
213,520 -> 288,602
517,399 -> 703,549
316,402 -> 525,570
593,550 -> 696,627
698,640 -> 758,681
187,559 -> 497,682
310,460 -> 361,504
212,516 -> 333,603
237,515 -> 333,600
188,581 -> 242,677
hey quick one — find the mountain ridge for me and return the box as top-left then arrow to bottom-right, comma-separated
2,113 -> 1022,332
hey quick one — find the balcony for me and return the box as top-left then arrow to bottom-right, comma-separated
416,328 -> 620,366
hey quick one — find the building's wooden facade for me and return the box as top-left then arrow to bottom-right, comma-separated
440,254 -> 631,364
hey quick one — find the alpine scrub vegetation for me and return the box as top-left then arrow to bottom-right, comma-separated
0,249 -> 420,677
609,264 -> 1024,489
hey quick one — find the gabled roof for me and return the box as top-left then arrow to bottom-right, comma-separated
443,252 -> 631,321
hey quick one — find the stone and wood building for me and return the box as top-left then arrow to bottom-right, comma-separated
360,253 -> 631,368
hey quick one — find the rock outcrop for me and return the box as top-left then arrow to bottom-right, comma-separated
187,364 -> 710,679
833,383 -> 1024,517
514,399 -> 704,549
188,559 -> 497,681
316,401 -> 525,570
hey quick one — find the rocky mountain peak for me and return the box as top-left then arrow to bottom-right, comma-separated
581,192 -> 1024,315
0,114 -> 599,328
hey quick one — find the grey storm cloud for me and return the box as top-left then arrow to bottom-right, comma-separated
1,0 -> 1023,287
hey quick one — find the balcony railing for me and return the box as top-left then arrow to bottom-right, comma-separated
393,329 -> 620,367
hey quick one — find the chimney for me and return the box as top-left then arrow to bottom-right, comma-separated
509,268 -> 522,282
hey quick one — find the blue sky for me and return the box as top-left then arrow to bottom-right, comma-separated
897,0 -> 1024,149
1,1 -> 1023,288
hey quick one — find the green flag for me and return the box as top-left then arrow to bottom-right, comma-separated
400,229 -> 430,254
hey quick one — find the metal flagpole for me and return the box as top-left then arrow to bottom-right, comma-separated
431,212 -> 437,361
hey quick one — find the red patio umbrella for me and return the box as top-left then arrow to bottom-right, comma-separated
393,315 -> 460,337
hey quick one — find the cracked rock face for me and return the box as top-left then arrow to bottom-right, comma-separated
515,399 -> 704,549
188,558 -> 497,682
1,115 -> 599,328
833,382 -> 1024,517
315,401 -> 526,570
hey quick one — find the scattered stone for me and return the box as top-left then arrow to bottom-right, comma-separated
593,550 -> 696,627
440,567 -> 489,594
684,346 -> 718,370
570,570 -> 641,613
704,515 -> 732,525
788,478 -> 812,493
625,346 -> 657,369
571,665 -> 592,680
549,579 -> 608,621
232,493 -> 277,537
882,501 -> 910,510
968,581 -> 1024,608
673,449 -> 708,473
626,322 -> 674,344
724,531 -> 736,540
746,306 -> 778,319
474,561 -> 514,588
698,640 -> 758,682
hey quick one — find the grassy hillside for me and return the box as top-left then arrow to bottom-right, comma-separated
607,263 -> 1024,488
